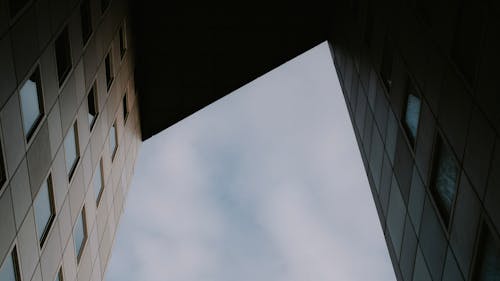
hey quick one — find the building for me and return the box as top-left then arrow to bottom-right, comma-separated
1,0 -> 499,281
330,0 -> 500,280
0,0 -> 141,281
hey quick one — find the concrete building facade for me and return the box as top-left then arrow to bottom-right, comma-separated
330,0 -> 500,280
1,0 -> 499,281
0,1 -> 141,281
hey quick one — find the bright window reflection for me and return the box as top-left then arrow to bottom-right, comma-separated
64,123 -> 79,177
34,177 -> 55,244
20,70 -> 43,139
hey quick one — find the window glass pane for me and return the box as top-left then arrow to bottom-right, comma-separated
73,209 -> 86,260
93,160 -> 103,202
0,249 -> 19,281
34,178 -> 54,243
55,27 -> 72,86
119,27 -> 126,58
64,123 -> 79,177
80,0 -> 92,45
404,92 -> 421,142
54,270 -> 62,281
105,54 -> 113,89
475,226 -> 500,281
87,86 -> 97,128
122,94 -> 128,121
431,137 -> 459,223
20,70 -> 43,138
110,124 -> 117,159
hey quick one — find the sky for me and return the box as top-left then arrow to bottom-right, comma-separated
105,42 -> 395,281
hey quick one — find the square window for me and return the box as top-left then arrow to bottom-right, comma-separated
473,224 -> 500,281
34,175 -> 55,246
73,207 -> 87,262
87,84 -> 98,130
119,26 -> 127,58
55,27 -> 72,86
64,122 -> 80,179
0,247 -> 21,281
380,38 -> 394,92
105,53 -> 113,90
101,0 -> 110,13
402,80 -> 421,145
122,93 -> 128,122
80,0 -> 92,45
9,0 -> 29,18
20,68 -> 44,140
109,122 -> 117,160
430,136 -> 459,224
94,159 -> 104,204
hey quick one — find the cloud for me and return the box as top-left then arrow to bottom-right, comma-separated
106,42 -> 395,281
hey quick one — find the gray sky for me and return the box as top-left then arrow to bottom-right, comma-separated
106,42 -> 395,281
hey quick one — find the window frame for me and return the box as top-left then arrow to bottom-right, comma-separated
428,133 -> 460,229
0,246 -> 21,281
64,122 -> 80,180
20,67 -> 45,141
110,122 -> 118,161
87,83 -> 98,131
94,159 -> 104,205
34,174 -> 56,247
472,221 -> 500,280
55,26 -> 73,87
105,52 -> 114,90
80,0 -> 93,46
119,25 -> 127,59
122,93 -> 128,122
401,76 -> 422,149
74,207 -> 88,263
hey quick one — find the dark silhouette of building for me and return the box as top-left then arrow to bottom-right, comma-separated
330,1 -> 500,280
1,0 -> 499,281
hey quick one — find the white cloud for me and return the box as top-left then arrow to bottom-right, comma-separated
106,42 -> 395,281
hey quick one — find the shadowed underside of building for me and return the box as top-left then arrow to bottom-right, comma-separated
0,0 -> 499,281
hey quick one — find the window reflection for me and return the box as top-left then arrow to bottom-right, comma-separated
475,224 -> 500,281
403,83 -> 421,144
20,69 -> 43,139
34,176 -> 55,244
0,248 -> 20,281
74,208 -> 87,261
430,136 -> 459,224
64,123 -> 79,178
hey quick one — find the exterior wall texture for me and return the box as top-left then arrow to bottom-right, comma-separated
0,1 -> 141,281
331,0 -> 500,280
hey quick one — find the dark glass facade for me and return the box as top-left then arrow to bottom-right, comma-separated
330,0 -> 500,280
